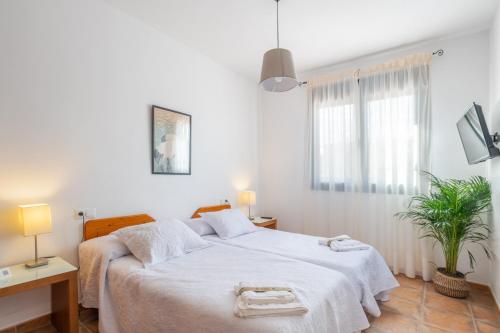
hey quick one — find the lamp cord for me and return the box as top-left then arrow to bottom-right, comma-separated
276,0 -> 280,48
80,213 -> 86,242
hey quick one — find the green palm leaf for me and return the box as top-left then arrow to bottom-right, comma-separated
396,172 -> 493,276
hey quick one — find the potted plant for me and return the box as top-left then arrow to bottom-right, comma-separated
397,173 -> 492,298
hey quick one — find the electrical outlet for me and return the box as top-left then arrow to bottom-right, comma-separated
73,208 -> 97,220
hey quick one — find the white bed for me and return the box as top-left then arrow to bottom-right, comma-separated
203,227 -> 399,317
79,216 -> 370,333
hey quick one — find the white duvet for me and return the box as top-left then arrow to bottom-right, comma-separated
80,241 -> 369,333
204,228 -> 399,316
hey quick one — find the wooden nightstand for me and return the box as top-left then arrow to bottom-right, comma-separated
0,257 -> 78,333
252,217 -> 278,230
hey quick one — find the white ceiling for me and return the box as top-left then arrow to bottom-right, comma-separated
105,0 -> 498,80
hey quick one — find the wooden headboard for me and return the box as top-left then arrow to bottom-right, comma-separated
83,214 -> 155,240
191,204 -> 231,218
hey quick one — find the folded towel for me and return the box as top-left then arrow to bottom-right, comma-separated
235,282 -> 293,295
240,290 -> 296,305
318,234 -> 351,246
330,239 -> 369,252
234,295 -> 308,318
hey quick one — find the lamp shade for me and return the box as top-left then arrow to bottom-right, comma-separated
19,204 -> 52,236
260,48 -> 298,92
239,191 -> 256,206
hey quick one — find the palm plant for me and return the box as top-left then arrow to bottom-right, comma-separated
397,173 -> 492,276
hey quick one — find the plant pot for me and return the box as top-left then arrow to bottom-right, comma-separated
432,268 -> 470,298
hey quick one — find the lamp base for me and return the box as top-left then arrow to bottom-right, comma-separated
248,216 -> 255,221
25,258 -> 48,268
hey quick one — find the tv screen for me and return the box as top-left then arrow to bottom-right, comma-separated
457,103 -> 499,164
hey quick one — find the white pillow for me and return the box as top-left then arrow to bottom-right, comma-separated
201,209 -> 257,239
184,217 -> 216,236
112,219 -> 209,268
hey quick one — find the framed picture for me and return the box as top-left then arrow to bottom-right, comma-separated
152,105 -> 191,175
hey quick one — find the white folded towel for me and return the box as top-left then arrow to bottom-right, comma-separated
330,239 -> 369,252
234,295 -> 308,318
318,234 -> 351,246
235,282 -> 293,295
240,290 -> 296,305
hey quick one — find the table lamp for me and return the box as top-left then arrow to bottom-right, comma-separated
19,203 -> 52,268
239,190 -> 256,220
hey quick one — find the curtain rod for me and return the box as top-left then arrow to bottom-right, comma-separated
298,49 -> 444,87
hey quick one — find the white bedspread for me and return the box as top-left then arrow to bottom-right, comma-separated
80,241 -> 369,333
204,228 -> 399,317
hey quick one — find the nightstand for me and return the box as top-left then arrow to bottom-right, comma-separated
0,257 -> 78,333
253,217 -> 278,230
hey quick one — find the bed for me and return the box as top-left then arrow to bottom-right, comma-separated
79,214 -> 370,333
192,205 -> 399,317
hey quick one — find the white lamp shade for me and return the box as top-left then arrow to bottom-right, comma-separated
260,48 -> 298,92
239,191 -> 256,206
19,204 -> 52,236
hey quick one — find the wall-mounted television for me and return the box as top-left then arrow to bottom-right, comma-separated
457,102 -> 499,165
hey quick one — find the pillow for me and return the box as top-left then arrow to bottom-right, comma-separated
184,217 -> 216,236
112,219 -> 209,268
201,209 -> 257,239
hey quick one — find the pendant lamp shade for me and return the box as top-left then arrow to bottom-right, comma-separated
259,0 -> 298,92
260,48 -> 298,92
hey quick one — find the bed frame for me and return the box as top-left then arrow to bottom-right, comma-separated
191,204 -> 231,218
82,204 -> 231,240
83,214 -> 155,240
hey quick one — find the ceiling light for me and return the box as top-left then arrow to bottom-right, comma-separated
260,0 -> 298,92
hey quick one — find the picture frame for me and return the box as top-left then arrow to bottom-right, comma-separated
152,105 -> 191,175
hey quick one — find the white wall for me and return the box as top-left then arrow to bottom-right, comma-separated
0,0 -> 257,328
258,31 -> 491,284
488,4 -> 500,307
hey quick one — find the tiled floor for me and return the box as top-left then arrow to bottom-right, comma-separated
20,275 -> 500,333
365,275 -> 500,333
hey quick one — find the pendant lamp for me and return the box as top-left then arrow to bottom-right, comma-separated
260,0 -> 298,92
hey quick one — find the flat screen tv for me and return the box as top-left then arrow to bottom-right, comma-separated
457,102 -> 499,165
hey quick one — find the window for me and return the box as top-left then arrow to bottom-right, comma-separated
310,64 -> 430,195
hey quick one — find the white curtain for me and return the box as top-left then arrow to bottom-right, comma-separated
304,54 -> 434,280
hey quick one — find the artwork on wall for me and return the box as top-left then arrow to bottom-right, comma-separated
152,105 -> 191,175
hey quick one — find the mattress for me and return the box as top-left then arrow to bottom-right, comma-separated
203,228 -> 400,316
81,240 -> 369,333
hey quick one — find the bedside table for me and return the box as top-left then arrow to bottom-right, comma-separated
253,217 -> 278,230
0,257 -> 78,333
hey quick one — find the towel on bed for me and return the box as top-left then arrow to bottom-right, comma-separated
234,282 -> 308,317
240,290 -> 297,305
330,239 -> 370,252
234,296 -> 308,317
318,234 -> 351,246
235,282 -> 293,295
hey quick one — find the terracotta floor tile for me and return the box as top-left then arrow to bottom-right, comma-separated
426,283 -> 441,295
476,321 -> 500,333
79,324 -> 92,333
381,296 -> 421,319
424,292 -> 471,316
420,324 -> 453,333
391,286 -> 422,303
423,307 -> 476,333
371,309 -> 419,333
396,275 -> 424,290
472,304 -> 500,327
470,292 -> 498,308
83,319 -> 99,333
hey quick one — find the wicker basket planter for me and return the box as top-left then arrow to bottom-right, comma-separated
432,268 -> 470,298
